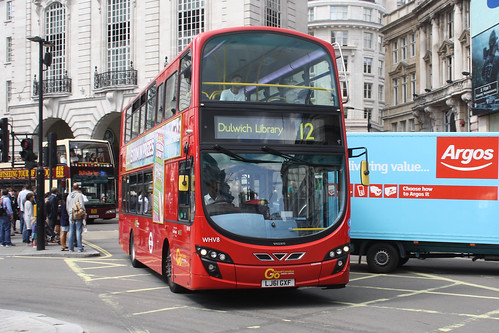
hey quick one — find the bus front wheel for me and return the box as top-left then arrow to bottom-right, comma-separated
366,243 -> 399,273
162,246 -> 186,293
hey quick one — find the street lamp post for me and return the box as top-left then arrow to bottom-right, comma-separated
27,36 -> 52,251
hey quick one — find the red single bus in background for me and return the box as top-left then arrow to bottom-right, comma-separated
118,26 -> 367,292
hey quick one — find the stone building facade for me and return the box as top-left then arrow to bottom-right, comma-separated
382,0 -> 475,132
0,0 -> 307,158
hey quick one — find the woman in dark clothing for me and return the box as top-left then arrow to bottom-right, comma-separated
59,193 -> 69,251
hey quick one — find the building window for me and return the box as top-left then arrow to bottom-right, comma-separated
463,1 -> 470,29
410,33 -> 416,57
308,7 -> 314,22
46,2 -> 66,80
364,58 -> 372,74
393,78 -> 399,105
107,0 -> 131,71
364,82 -> 372,99
341,81 -> 348,98
6,80 -> 12,103
393,40 -> 399,63
392,122 -> 398,132
378,35 -> 383,52
6,37 -> 12,63
400,120 -> 407,132
363,32 -> 373,49
266,0 -> 280,27
409,118 -> 415,131
336,56 -> 348,73
178,0 -> 205,52
402,75 -> 407,103
445,55 -> 453,82
378,60 -> 384,76
411,73 -> 416,100
331,31 -> 348,46
363,8 -> 372,22
6,1 -> 13,20
363,108 -> 372,120
378,84 -> 384,102
330,6 -> 347,20
446,11 -> 454,39
401,37 -> 407,60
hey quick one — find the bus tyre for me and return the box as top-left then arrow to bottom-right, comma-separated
129,232 -> 143,268
163,246 -> 186,293
366,243 -> 399,273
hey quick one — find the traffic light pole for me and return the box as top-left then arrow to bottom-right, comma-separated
28,37 -> 47,251
36,40 -> 46,251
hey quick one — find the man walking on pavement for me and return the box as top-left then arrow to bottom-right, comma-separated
17,185 -> 30,237
0,189 -> 15,247
66,184 -> 86,252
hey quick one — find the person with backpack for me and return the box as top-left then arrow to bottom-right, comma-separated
0,189 -> 15,247
66,183 -> 86,252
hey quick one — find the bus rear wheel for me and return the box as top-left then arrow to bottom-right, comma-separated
162,246 -> 186,293
366,243 -> 399,273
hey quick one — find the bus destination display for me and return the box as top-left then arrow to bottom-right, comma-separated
214,115 -> 325,143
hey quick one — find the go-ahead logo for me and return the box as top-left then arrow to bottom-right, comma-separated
436,137 -> 498,179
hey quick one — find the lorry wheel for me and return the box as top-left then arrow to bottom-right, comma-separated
366,243 -> 399,273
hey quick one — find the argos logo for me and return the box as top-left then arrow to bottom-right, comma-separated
436,137 -> 498,179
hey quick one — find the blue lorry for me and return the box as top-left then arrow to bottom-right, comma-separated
347,132 -> 499,273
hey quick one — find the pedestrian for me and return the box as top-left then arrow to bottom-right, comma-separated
0,189 -> 15,247
47,187 -> 60,241
9,188 -> 19,234
17,184 -> 30,236
23,192 -> 35,245
60,193 -> 69,251
66,183 -> 86,252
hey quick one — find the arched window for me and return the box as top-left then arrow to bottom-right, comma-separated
45,2 -> 66,80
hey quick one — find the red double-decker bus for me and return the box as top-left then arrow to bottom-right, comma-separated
118,26 -> 368,292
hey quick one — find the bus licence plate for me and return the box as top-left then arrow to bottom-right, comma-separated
261,279 -> 295,288
89,215 -> 99,218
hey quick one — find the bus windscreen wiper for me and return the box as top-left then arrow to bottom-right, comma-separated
213,145 -> 271,164
261,146 -> 309,165
261,146 -> 331,167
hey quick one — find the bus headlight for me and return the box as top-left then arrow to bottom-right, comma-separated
105,209 -> 116,214
323,244 -> 350,261
196,246 -> 233,279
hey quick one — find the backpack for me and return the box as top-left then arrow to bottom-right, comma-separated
0,198 -> 5,216
72,196 -> 85,220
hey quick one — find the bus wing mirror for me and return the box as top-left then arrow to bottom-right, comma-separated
179,175 -> 189,191
348,147 -> 369,186
360,160 -> 370,186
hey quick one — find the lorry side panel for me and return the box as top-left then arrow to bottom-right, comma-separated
347,133 -> 499,258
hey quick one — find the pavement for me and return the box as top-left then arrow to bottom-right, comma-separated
0,232 -> 100,333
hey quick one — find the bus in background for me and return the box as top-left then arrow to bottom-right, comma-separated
0,139 -> 116,222
118,26 -> 368,292
55,139 -> 116,222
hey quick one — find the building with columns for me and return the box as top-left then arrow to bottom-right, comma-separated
382,0 -> 478,132
0,0 -> 307,159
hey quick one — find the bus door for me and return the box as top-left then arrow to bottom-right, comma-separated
172,158 -> 194,286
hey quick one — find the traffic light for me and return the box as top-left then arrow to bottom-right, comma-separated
20,138 -> 36,168
44,132 -> 57,168
0,118 -> 9,162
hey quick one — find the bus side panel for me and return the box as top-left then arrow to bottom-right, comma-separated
118,214 -> 132,254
